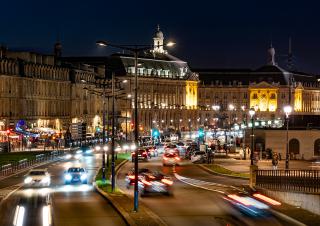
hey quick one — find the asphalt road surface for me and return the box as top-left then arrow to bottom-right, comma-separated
0,153 -> 126,226
117,156 -> 298,226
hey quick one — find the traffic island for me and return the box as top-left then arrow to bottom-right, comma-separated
198,164 -> 250,179
94,155 -> 167,226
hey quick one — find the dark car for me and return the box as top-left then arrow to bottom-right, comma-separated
125,168 -> 152,188
64,167 -> 88,184
138,171 -> 173,196
131,148 -> 148,162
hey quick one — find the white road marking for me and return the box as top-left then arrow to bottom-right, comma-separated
174,173 -> 242,194
0,184 -> 22,202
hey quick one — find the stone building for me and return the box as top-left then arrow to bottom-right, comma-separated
1,26 -> 320,152
0,47 -> 103,143
195,45 -> 320,130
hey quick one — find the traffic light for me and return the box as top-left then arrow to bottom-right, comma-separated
152,128 -> 159,138
198,127 -> 205,138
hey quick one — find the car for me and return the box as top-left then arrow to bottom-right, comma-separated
156,143 -> 165,154
163,152 -> 181,166
191,151 -> 207,163
79,145 -> 94,156
131,148 -> 148,162
125,168 -> 152,188
24,169 -> 51,187
145,146 -> 158,157
176,142 -> 187,157
165,144 -> 179,155
64,167 -> 88,184
224,192 -> 270,217
138,171 -> 173,196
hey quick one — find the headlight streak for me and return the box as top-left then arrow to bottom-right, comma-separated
42,205 -> 52,226
64,174 -> 72,181
80,174 -> 87,181
13,205 -> 25,226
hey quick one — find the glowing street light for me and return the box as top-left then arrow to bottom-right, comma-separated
284,105 -> 292,169
249,108 -> 255,166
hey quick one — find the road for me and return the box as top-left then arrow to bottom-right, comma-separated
0,153 -> 126,226
117,157 -> 297,226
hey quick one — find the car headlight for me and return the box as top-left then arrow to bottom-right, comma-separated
41,177 -> 50,184
64,174 -> 72,181
76,150 -> 82,154
24,177 -> 32,184
65,154 -> 72,159
80,174 -> 87,181
75,154 -> 81,159
85,149 -> 92,154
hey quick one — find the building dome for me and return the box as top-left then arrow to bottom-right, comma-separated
154,25 -> 164,39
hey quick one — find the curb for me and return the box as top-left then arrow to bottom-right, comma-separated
197,164 -> 249,180
94,159 -> 168,226
95,183 -> 137,226
269,209 -> 306,226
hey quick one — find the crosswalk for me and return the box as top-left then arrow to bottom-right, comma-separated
174,173 -> 242,194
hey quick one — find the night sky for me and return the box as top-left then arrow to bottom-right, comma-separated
1,0 -> 320,74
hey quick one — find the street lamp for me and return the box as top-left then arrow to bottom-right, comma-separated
249,108 -> 255,166
284,105 -> 292,169
96,39 -> 175,211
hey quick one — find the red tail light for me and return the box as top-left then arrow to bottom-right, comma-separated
161,178 -> 173,185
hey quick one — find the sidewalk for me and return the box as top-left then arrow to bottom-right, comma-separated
213,158 -> 318,174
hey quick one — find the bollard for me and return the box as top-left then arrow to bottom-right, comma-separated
249,165 -> 258,189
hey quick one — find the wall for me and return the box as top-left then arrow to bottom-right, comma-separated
260,188 -> 320,215
264,130 -> 320,160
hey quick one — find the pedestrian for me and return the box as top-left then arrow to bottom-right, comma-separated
272,152 -> 279,170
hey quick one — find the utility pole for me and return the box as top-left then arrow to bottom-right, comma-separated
111,72 -> 116,192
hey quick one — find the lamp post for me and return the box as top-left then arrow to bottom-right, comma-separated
249,108 -> 255,166
83,81 -> 108,180
228,104 -> 235,147
96,40 -> 175,212
188,119 -> 192,139
284,105 -> 292,169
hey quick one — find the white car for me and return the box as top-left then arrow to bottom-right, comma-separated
24,169 -> 51,187
191,151 -> 207,163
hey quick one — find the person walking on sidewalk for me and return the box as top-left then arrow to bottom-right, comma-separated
272,152 -> 279,170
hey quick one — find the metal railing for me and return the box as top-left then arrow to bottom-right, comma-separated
256,169 -> 320,194
0,150 -> 64,177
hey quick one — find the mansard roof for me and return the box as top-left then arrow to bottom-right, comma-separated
195,64 -> 318,86
108,53 -> 196,80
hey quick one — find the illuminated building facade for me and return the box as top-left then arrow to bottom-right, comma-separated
196,46 -> 320,129
1,28 -> 320,145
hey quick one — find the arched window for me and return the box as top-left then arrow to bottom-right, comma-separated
314,139 -> 320,156
289,138 -> 300,155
